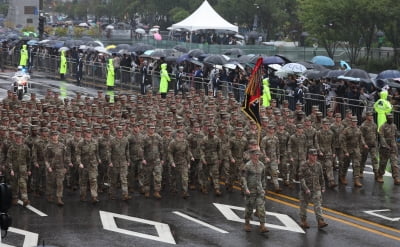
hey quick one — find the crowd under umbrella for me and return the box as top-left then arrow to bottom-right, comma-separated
304,70 -> 322,80
131,43 -> 155,54
177,54 -> 190,63
116,44 -> 131,50
203,54 -> 229,65
281,63 -> 307,74
376,70 -> 400,80
338,68 -> 372,83
173,45 -> 188,53
262,56 -> 286,65
325,70 -> 346,79
311,55 -> 335,66
236,54 -> 254,64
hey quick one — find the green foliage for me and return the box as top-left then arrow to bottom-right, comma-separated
22,26 -> 36,33
169,8 -> 189,23
74,27 -> 85,38
0,3 -> 8,16
55,27 -> 68,37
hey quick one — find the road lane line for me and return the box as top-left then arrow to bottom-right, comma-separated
17,200 -> 48,217
173,211 -> 229,234
267,191 -> 400,234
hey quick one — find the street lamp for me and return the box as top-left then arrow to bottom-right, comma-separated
301,31 -> 309,61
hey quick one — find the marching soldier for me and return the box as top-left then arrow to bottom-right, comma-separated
360,112 -> 379,179
260,123 -> 281,192
227,127 -> 247,192
187,122 -> 204,190
288,124 -> 307,185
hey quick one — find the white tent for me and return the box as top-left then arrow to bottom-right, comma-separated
171,0 -> 238,33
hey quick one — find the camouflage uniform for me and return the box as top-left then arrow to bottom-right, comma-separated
260,126 -> 281,191
31,132 -> 48,195
109,129 -> 130,199
127,127 -> 144,192
276,125 -> 290,185
242,151 -> 267,225
228,128 -> 247,190
315,121 -> 336,187
44,135 -> 69,205
76,132 -> 100,202
378,115 -> 400,184
299,149 -> 327,227
340,117 -> 366,186
330,116 -> 345,171
187,125 -> 204,189
7,134 -> 31,204
65,130 -> 82,190
288,126 -> 307,182
360,114 -> 378,177
142,127 -> 163,197
97,128 -> 112,192
168,131 -> 192,196
200,128 -> 222,195
218,126 -> 232,186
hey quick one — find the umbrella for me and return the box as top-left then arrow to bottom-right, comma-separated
262,56 -> 286,65
132,44 -> 155,53
188,49 -> 205,58
338,68 -> 371,83
177,54 -> 190,63
106,44 -> 117,50
223,48 -> 245,57
81,36 -> 94,42
58,47 -> 70,52
268,64 -> 282,71
78,23 -> 89,27
311,55 -> 335,66
149,27 -> 159,33
135,28 -> 146,34
86,41 -> 102,47
153,33 -> 162,41
203,54 -> 228,65
150,49 -> 166,58
281,63 -> 307,74
27,40 -> 38,46
173,45 -> 188,53
304,70 -> 322,80
340,60 -> 351,70
95,46 -> 111,55
105,25 -> 114,30
236,54 -> 254,64
116,44 -> 130,50
79,45 -> 88,50
376,70 -> 400,80
325,70 -> 345,79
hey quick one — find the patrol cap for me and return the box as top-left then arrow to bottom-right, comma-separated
386,113 -> 394,119
308,148 -> 318,155
61,124 -> 68,129
249,149 -> 262,155
316,111 -> 323,116
50,131 -> 59,136
193,122 -> 201,128
296,124 -> 304,129
235,127 -> 244,132
248,139 -> 258,145
327,108 -> 334,113
335,113 -> 341,118
267,123 -> 276,128
351,116 -> 358,122
102,125 -> 110,130
41,127 -> 49,132
75,127 -> 82,132
208,126 -> 216,132
84,128 -> 92,133
322,120 -> 330,125
15,131 -> 23,137
176,129 -> 185,133
147,124 -> 156,129
164,126 -> 173,132
346,109 -> 352,114
116,126 -> 124,131
366,111 -> 373,116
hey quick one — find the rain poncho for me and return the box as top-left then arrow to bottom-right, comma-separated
159,63 -> 170,93
19,45 -> 28,67
373,90 -> 392,130
262,77 -> 271,107
59,50 -> 67,74
106,58 -> 115,87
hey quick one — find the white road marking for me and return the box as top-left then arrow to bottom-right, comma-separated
363,209 -> 400,222
172,211 -> 229,234
213,203 -> 305,234
17,200 -> 48,216
0,227 -> 39,247
99,210 -> 176,245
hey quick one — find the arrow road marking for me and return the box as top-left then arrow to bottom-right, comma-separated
364,209 -> 400,222
172,211 -> 229,234
17,200 -> 48,216
99,210 -> 176,245
213,203 -> 305,234
0,227 -> 39,247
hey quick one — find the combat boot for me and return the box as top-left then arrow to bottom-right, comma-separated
214,189 -> 222,196
329,180 -> 337,189
259,223 -> 269,233
274,186 -> 282,193
376,175 -> 384,183
339,176 -> 347,185
57,197 -> 64,206
182,192 -> 190,199
354,177 -> 363,187
189,184 -> 196,190
22,199 -> 30,207
140,187 -> 145,195
394,178 -> 400,185
80,195 -> 87,202
12,198 -> 18,206
300,218 -> 310,229
47,195 -> 54,202
244,220 -> 252,232
91,197 -> 99,204
318,219 -> 328,228
201,186 -> 208,194
109,194 -> 117,200
153,191 -> 162,199
144,191 -> 150,198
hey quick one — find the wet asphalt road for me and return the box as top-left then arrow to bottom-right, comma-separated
0,74 -> 399,246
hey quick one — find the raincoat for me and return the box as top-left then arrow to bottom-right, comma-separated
19,45 -> 28,67
159,63 -> 170,93
374,90 -> 392,130
106,58 -> 115,87
262,77 -> 271,107
59,50 -> 67,75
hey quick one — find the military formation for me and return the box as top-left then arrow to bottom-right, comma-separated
1,88 -> 400,231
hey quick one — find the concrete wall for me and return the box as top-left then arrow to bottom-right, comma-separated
6,0 -> 39,28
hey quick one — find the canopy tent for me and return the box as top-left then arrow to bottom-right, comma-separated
171,0 -> 238,33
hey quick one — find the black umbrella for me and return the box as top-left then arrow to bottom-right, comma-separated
223,48 -> 245,57
132,44 -> 155,53
304,70 -> 322,80
237,54 -> 255,64
188,49 -> 205,58
325,70 -> 346,79
338,68 -> 371,83
203,54 -> 228,65
173,45 -> 188,53
116,44 -> 131,50
376,70 -> 400,80
150,49 -> 167,58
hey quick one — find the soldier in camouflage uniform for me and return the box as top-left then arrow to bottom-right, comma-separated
288,124 -> 307,184
187,122 -> 204,190
7,132 -> 31,206
304,118 -> 316,151
340,116 -> 367,187
227,127 -> 247,192
377,114 -> 400,185
161,126 -> 174,191
360,112 -> 379,179
218,125 -> 231,187
315,120 -> 337,188
142,124 -> 164,199
298,148 -> 328,229
97,125 -> 112,193
260,123 -> 281,192
242,149 -> 268,233
44,131 -> 69,206
200,126 -> 222,196
127,123 -> 144,193
108,126 -> 131,201
31,127 -> 49,196
76,128 -> 101,203
168,129 -> 193,198
330,113 -> 345,171
65,127 -> 82,191
276,121 -> 290,185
